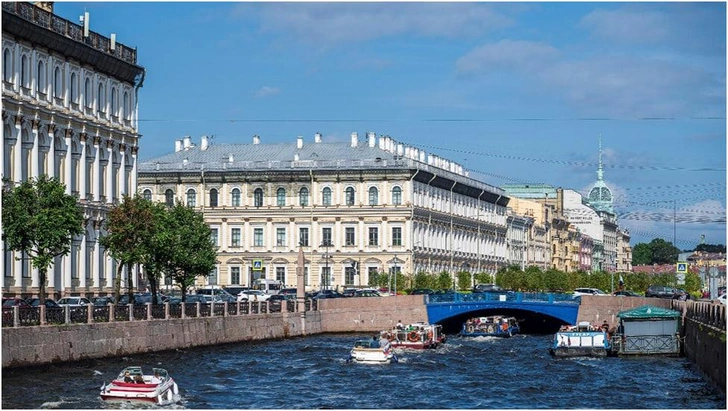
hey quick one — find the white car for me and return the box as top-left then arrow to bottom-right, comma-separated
572,288 -> 608,299
57,297 -> 92,308
716,294 -> 726,305
237,290 -> 271,302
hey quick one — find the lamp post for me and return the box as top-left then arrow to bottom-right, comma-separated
393,254 -> 398,296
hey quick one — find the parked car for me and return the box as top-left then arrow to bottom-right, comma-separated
26,297 -> 61,308
91,296 -> 115,306
181,294 -> 209,304
56,297 -> 91,308
117,293 -> 164,305
354,289 -> 381,298
674,288 -> 691,300
645,285 -> 678,299
472,284 -> 503,293
573,288 -> 608,297
2,297 -> 32,308
613,290 -> 641,297
410,288 -> 435,295
224,286 -> 250,297
716,293 -> 726,305
279,288 -> 298,296
342,288 -> 358,297
312,290 -> 344,299
238,290 -> 271,302
268,294 -> 294,312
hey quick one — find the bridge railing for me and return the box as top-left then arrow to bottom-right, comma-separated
428,292 -> 579,305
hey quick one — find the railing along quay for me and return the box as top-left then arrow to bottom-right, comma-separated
2,300 -> 317,328
427,291 -> 579,304
672,300 -> 726,331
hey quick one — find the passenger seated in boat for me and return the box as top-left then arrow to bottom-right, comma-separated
134,375 -> 145,384
123,371 -> 133,383
150,372 -> 163,384
396,320 -> 404,330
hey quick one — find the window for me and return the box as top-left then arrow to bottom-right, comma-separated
164,189 -> 174,207
84,78 -> 92,108
231,228 -> 241,247
392,227 -> 402,246
2,49 -> 11,82
209,188 -> 218,207
276,267 -> 285,283
303,267 -> 309,286
53,66 -> 62,98
276,227 -> 286,247
321,267 -> 331,288
368,266 -> 378,278
254,188 -> 263,207
322,187 -> 332,206
369,186 -> 378,206
210,228 -> 219,247
231,188 -> 241,207
207,267 -> 218,285
345,266 -> 355,285
111,87 -> 117,116
186,189 -> 196,207
276,187 -> 286,206
70,72 -> 77,103
299,227 -> 309,247
230,267 -> 241,285
392,186 -> 402,205
368,227 -> 379,246
20,55 -> 28,88
142,189 -> 152,201
122,92 -> 130,120
37,61 -> 45,93
345,187 -> 355,205
345,227 -> 355,246
97,83 -> 105,113
299,187 -> 309,206
322,227 -> 332,246
254,228 -> 264,247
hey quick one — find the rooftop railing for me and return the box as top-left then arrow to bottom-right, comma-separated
3,2 -> 137,65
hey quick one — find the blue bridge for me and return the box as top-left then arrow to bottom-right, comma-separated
425,292 -> 580,332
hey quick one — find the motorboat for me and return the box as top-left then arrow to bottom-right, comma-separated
460,316 -> 520,338
100,366 -> 178,404
388,322 -> 446,349
347,339 -> 398,364
548,321 -> 612,357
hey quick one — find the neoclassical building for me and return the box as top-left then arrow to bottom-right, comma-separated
137,133 -> 510,291
2,2 -> 145,298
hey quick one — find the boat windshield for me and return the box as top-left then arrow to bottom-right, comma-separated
117,366 -> 143,380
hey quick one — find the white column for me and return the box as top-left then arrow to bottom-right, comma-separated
48,125 -> 56,178
13,251 -> 21,288
64,129 -> 72,194
30,120 -> 39,179
93,222 -> 100,291
93,137 -> 100,201
130,147 -> 138,195
106,141 -> 113,203
118,145 -> 126,197
79,233 -> 87,288
13,115 -> 22,183
106,249 -> 114,289
79,133 -> 87,200
63,249 -> 72,296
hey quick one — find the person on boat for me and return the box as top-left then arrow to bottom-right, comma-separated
601,320 -> 609,333
396,320 -> 404,330
134,374 -> 145,384
150,372 -> 163,384
123,371 -> 133,383
379,333 -> 392,353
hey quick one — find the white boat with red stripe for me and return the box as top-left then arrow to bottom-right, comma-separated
100,366 -> 179,404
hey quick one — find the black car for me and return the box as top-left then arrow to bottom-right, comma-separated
26,297 -> 61,308
472,284 -> 504,293
645,285 -> 677,299
613,290 -> 641,297
410,288 -> 435,295
91,296 -> 115,306
268,294 -> 294,312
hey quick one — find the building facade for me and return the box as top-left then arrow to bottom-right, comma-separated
2,2 -> 144,298
505,197 -> 551,270
616,228 -> 632,272
137,133 -> 510,291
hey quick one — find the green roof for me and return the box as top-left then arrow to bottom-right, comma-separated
618,305 -> 680,319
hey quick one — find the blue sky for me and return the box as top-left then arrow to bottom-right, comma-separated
55,2 -> 726,249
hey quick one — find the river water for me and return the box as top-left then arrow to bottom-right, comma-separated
1,333 -> 724,409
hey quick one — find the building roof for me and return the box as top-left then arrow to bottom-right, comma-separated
618,305 -> 680,320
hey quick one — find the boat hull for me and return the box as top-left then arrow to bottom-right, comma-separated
348,348 -> 397,364
549,347 -> 609,357
549,330 -> 611,358
100,380 -> 177,404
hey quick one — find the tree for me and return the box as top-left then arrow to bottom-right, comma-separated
456,271 -> 471,291
695,243 -> 726,253
632,243 -> 652,266
2,176 -> 84,304
650,238 -> 680,264
435,271 -> 452,290
99,195 -> 160,303
154,202 -> 217,302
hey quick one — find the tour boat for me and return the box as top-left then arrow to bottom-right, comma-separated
388,322 -> 446,349
100,366 -> 179,404
548,322 -> 612,357
347,339 -> 398,364
460,316 -> 520,338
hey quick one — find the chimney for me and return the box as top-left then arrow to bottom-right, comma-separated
397,143 -> 404,156
183,135 -> 191,150
294,153 -> 300,161
175,140 -> 182,152
200,135 -> 209,151
314,132 -> 322,143
34,2 -> 54,13
297,136 -> 303,149
367,132 -> 376,147
350,132 -> 358,148
228,154 -> 234,163
253,135 -> 260,145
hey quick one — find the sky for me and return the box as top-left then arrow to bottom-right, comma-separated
54,1 -> 727,249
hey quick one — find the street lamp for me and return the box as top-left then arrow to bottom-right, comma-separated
394,255 -> 398,296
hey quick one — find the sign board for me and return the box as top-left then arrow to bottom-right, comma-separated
676,262 -> 688,274
676,273 -> 686,285
252,259 -> 263,271
709,266 -> 720,279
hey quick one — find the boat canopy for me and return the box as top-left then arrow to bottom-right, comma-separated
618,305 -> 680,320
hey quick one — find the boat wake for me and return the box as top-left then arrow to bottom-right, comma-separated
39,397 -> 81,409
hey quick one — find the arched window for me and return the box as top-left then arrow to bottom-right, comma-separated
84,78 -> 92,108
37,60 -> 45,93
345,186 -> 355,206
142,189 -> 152,201
186,189 -> 196,207
254,188 -> 263,207
20,55 -> 28,88
2,49 -> 12,83
111,87 -> 117,116
97,83 -> 105,113
70,72 -> 77,103
368,186 -> 378,206
231,188 -> 241,207
299,187 -> 309,206
53,66 -> 62,98
122,92 -> 130,120
276,187 -> 286,207
209,188 -> 218,207
322,187 -> 332,206
392,186 -> 402,205
164,189 -> 174,207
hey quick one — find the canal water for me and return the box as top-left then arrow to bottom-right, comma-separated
1,333 -> 724,409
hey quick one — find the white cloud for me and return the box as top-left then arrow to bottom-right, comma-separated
456,40 -> 560,75
579,8 -> 670,45
254,86 -> 280,98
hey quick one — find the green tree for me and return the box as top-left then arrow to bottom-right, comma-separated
456,271 -> 471,291
411,271 -> 436,290
650,238 -> 680,264
100,195 -> 159,303
435,271 -> 452,290
695,243 -> 726,253
2,176 -> 84,304
632,243 -> 652,266
154,202 -> 217,302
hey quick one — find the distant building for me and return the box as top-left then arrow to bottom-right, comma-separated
616,228 -> 632,272
2,2 -> 145,299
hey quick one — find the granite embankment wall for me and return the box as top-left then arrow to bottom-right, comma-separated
317,294 -> 428,333
679,303 -> 726,396
576,295 -> 673,327
2,310 -> 322,369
